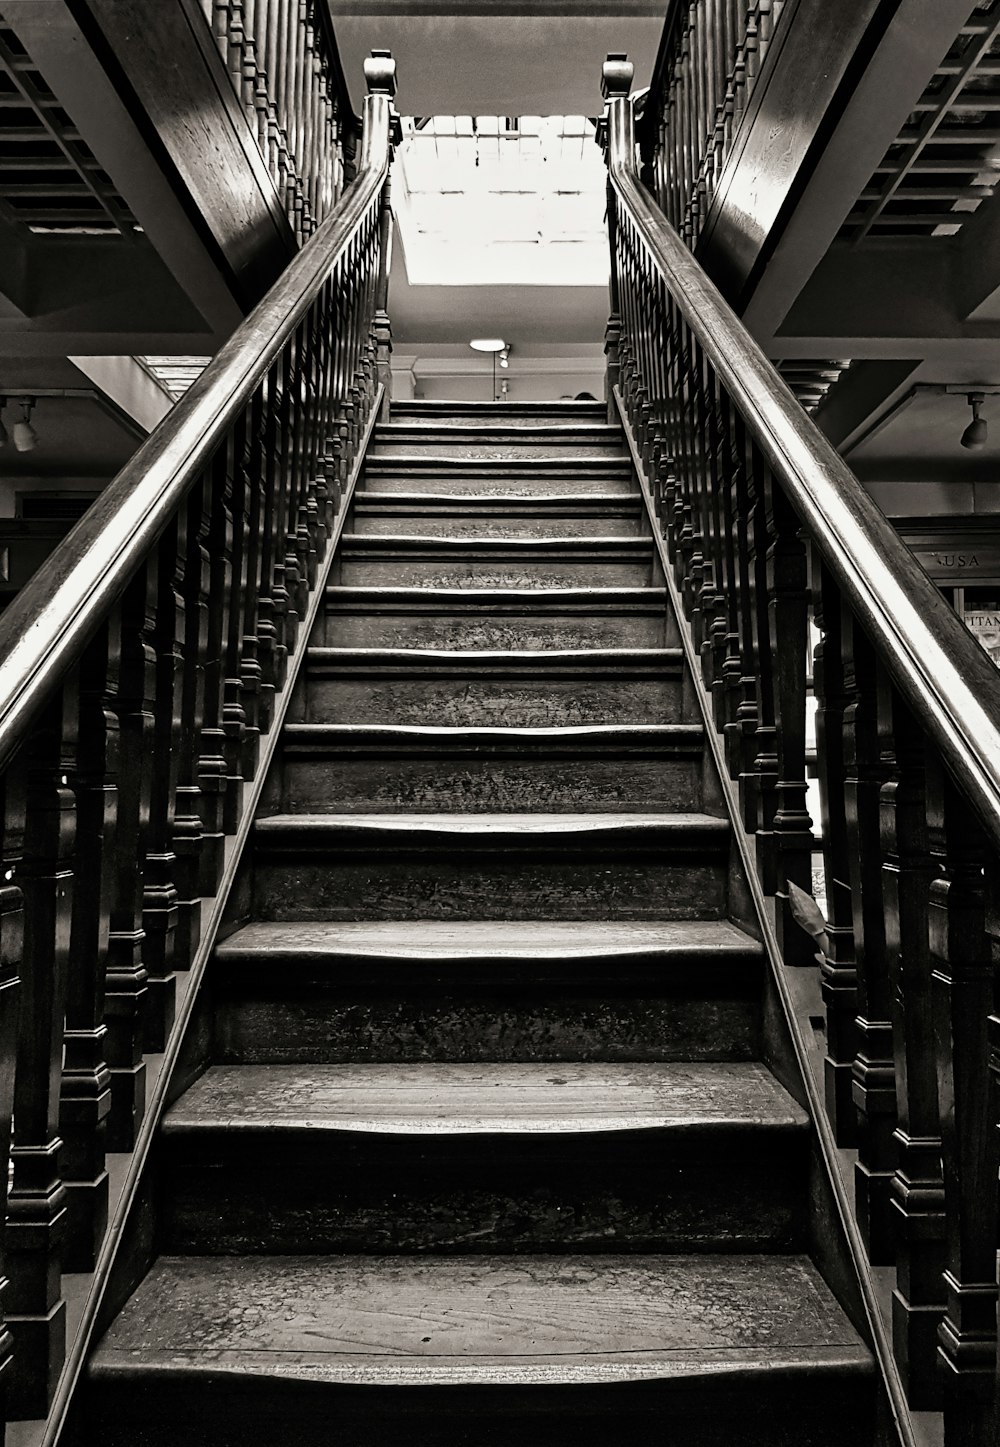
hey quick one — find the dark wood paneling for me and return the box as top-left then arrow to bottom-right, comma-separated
73,0 -> 295,306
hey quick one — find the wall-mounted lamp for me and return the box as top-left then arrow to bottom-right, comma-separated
0,395 -> 38,452
961,392 -> 988,451
12,397 -> 37,453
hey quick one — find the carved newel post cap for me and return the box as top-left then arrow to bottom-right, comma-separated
365,49 -> 397,97
602,53 -> 633,100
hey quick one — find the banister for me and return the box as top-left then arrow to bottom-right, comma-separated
0,51 -> 397,782
602,56 -> 1000,856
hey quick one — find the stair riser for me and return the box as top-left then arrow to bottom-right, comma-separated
161,1129 -> 806,1254
335,555 -> 657,588
304,676 -> 685,727
321,609 -> 673,650
349,513 -> 645,540
362,475 -> 637,496
279,754 -> 704,812
84,1371 -> 876,1447
213,984 -> 761,1065
251,849 -> 729,922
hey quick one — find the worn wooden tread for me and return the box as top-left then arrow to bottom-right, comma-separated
374,422 -> 622,435
325,585 -> 667,609
352,493 -> 642,508
363,456 -> 632,471
390,401 -> 608,418
306,645 -> 680,669
215,918 -> 761,964
163,1061 -> 806,1135
90,1253 -> 871,1386
282,723 -> 704,754
340,533 -> 649,551
254,811 -> 728,842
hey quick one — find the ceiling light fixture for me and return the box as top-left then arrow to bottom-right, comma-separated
961,391 -> 988,451
470,338 -> 506,401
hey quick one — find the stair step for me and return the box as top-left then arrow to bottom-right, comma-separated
363,455 -> 634,479
277,723 -> 706,812
86,1254 -> 875,1446
160,1061 -> 807,1254
303,646 -> 688,727
321,585 -> 674,650
250,812 -> 731,922
349,494 -> 646,539
336,535 -> 658,587
390,399 -> 609,421
371,423 -> 625,456
363,471 -> 637,496
212,918 -> 764,1065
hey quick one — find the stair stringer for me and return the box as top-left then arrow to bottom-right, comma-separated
46,388 -> 384,1447
614,385 -> 914,1447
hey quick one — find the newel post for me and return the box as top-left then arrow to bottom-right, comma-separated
600,54 -> 633,425
364,49 -> 401,422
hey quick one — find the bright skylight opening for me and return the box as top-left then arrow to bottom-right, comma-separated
395,115 -> 610,288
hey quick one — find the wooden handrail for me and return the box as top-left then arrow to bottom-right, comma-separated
0,54 -> 394,782
603,52 -> 999,1442
603,59 -> 1000,855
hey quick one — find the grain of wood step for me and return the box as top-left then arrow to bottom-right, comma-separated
211,919 -> 764,1065
276,722 -> 708,814
164,1060 -> 806,1134
320,585 -> 675,650
159,1063 -> 808,1254
387,399 -> 608,421
303,646 -> 688,728
86,1256 -> 875,1447
251,813 -> 732,923
215,917 -> 762,966
335,534 -> 659,587
348,494 -> 646,540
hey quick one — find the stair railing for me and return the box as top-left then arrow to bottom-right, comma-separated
641,0 -> 787,247
601,53 -> 998,1446
198,0 -> 357,242
0,49 -> 397,1432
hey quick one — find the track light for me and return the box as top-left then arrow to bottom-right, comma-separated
12,397 -> 37,453
961,392 -> 988,450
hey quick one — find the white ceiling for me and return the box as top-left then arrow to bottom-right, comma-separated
333,13 -> 660,125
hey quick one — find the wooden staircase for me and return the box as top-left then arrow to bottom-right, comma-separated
79,400 -> 877,1445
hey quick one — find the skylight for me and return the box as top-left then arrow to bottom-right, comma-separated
395,115 -> 610,288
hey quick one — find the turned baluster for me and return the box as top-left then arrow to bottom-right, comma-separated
104,574 -> 153,1152
198,443 -> 237,896
929,766 -> 999,1447
59,622 -> 116,1270
811,557 -> 858,1146
843,609 -> 897,1264
741,441 -> 779,892
762,475 -> 813,965
0,767 -> 22,1427
172,476 -> 213,970
878,677 -> 945,1407
141,536 -> 181,1041
7,692 -> 74,1416
722,409 -> 759,788
224,405 -> 256,804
